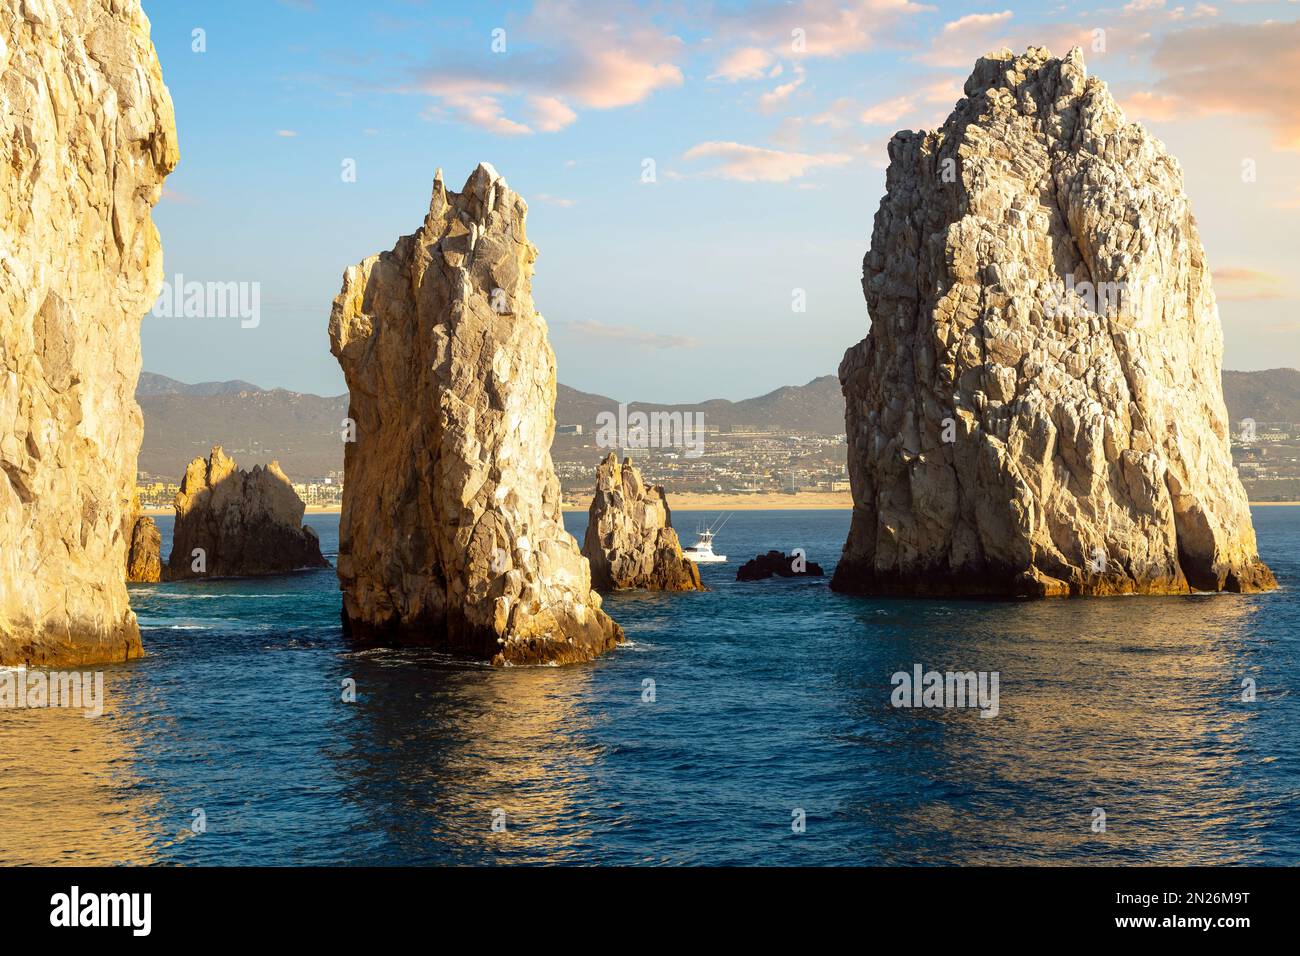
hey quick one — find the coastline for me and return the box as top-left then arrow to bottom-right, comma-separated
136,498 -> 1300,517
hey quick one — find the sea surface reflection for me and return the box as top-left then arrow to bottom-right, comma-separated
0,509 -> 1295,865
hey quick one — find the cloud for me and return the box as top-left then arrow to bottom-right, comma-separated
527,95 -> 578,132
917,10 -> 1014,68
560,319 -> 697,349
758,68 -> 805,112
275,129 -> 299,137
811,80 -> 961,131
409,0 -> 683,136
859,94 -> 919,126
1119,90 -> 1183,122
681,141 -> 850,182
431,94 -> 533,136
1213,267 -> 1289,301
714,0 -> 932,59
711,46 -> 774,81
1150,20 -> 1300,150
533,193 -> 577,207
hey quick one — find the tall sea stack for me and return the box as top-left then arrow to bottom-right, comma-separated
833,47 -> 1275,598
328,163 -> 623,665
0,1 -> 178,665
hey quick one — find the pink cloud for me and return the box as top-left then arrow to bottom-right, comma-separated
682,141 -> 850,182
711,46 -> 775,81
1119,90 -> 1182,122
1213,267 -> 1289,301
1151,20 -> 1300,150
409,0 -> 683,135
527,95 -> 577,132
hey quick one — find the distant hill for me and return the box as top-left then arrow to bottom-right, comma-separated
555,375 -> 844,436
1222,369 -> 1300,423
136,369 -> 1294,481
137,373 -> 348,480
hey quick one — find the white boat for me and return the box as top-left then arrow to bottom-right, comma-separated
683,516 -> 729,563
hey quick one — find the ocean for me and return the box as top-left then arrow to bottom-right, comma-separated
1,507 -> 1296,865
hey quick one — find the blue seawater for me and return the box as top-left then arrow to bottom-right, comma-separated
1,508 -> 1295,865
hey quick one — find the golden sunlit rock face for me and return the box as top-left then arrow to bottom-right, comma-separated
834,47 -> 1276,599
0,0 -> 178,665
328,164 -> 623,665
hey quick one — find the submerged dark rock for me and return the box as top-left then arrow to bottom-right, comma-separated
736,551 -> 825,581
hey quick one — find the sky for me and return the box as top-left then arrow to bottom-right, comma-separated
142,0 -> 1300,402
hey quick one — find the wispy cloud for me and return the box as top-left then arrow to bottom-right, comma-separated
710,46 -> 775,81
1214,267 -> 1289,301
1151,20 -> 1300,150
408,0 -> 683,135
682,141 -> 850,182
1119,90 -> 1182,123
533,193 -> 577,207
560,319 -> 697,349
275,129 -> 299,137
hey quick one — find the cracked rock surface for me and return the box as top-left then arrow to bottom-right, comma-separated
329,164 -> 623,665
582,453 -> 703,592
0,0 -> 177,664
834,47 -> 1276,598
165,446 -> 329,580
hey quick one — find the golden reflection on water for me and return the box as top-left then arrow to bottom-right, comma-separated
867,595 -> 1269,864
0,668 -> 160,865
341,654 -> 610,863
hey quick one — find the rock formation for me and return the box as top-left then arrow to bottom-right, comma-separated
833,47 -> 1276,598
0,1 -> 178,665
125,495 -> 162,584
165,446 -> 328,580
328,164 -> 623,665
737,551 -> 824,582
582,453 -> 703,591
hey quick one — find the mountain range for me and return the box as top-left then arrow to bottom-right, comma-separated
135,369 -> 1300,481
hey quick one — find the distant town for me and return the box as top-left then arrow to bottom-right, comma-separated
136,470 -> 346,510
1232,420 -> 1300,502
133,369 -> 1300,508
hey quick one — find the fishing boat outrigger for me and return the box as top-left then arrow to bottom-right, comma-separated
683,515 -> 729,564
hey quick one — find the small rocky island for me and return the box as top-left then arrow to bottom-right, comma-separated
582,453 -> 703,591
125,502 -> 162,584
164,446 -> 328,580
736,551 -> 825,581
833,47 -> 1276,599
328,163 -> 623,665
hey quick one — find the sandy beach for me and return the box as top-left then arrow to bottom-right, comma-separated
137,496 -> 1300,517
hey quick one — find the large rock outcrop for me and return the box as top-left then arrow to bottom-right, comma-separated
833,47 -> 1276,598
165,446 -> 328,580
328,164 -> 623,665
582,453 -> 703,591
0,1 -> 177,665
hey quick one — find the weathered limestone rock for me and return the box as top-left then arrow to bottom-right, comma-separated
833,47 -> 1276,598
125,497 -> 161,583
582,453 -> 703,591
165,446 -> 328,580
328,164 -> 623,665
0,1 -> 178,665
737,551 -> 824,581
